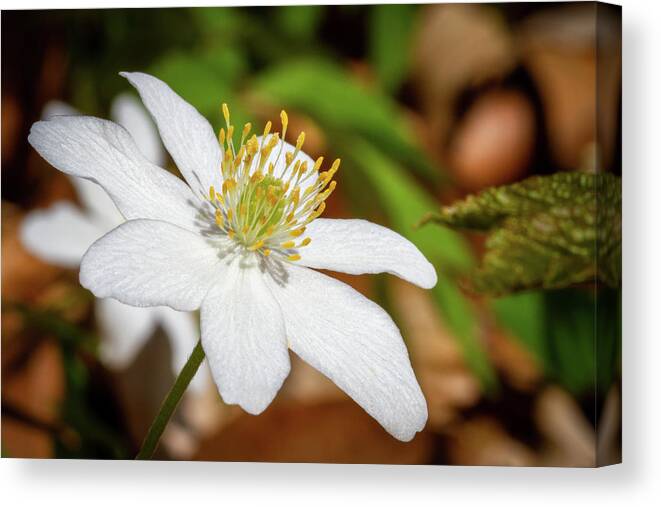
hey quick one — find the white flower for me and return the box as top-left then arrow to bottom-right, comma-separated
21,94 -> 208,393
28,72 -> 438,441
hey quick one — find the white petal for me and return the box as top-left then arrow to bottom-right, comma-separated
20,202 -> 107,268
80,219 -> 224,311
252,135 -> 318,194
110,93 -> 166,168
201,260 -> 289,414
96,297 -> 158,368
266,265 -> 428,441
155,306 -> 209,394
299,218 -> 437,289
121,72 -> 222,198
28,116 -> 200,232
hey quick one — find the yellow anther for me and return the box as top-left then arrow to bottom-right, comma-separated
263,120 -> 272,137
227,125 -> 234,141
228,229 -> 235,239
287,254 -> 301,262
218,128 -> 226,146
241,122 -> 252,139
215,192 -> 225,206
296,131 -> 305,150
246,135 -> 259,155
281,240 -> 295,249
280,110 -> 288,130
248,239 -> 264,251
309,202 -> 326,221
209,186 -> 216,200
299,237 -> 312,247
291,187 -> 300,207
262,248 -> 271,257
313,157 -> 324,172
329,158 -> 341,177
290,227 -> 306,237
222,103 -> 230,124
285,152 -> 294,166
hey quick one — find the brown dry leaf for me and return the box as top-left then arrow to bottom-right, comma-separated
596,385 -> 621,466
446,416 -> 536,466
278,353 -> 346,404
194,399 -> 435,464
2,339 -> 65,458
489,330 -> 542,392
1,201 -> 61,303
1,93 -> 23,165
449,90 -> 535,191
413,4 -> 516,155
518,4 -> 620,170
388,278 -> 481,430
535,386 -> 596,467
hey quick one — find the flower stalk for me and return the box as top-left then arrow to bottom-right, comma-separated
135,340 -> 205,460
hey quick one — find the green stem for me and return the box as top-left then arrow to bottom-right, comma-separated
135,340 -> 205,460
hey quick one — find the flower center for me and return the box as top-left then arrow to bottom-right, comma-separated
207,104 -> 339,261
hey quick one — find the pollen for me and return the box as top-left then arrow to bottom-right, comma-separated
207,104 -> 339,262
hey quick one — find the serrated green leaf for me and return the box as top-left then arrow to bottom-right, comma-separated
368,4 -> 416,93
422,172 -> 621,295
252,59 -> 438,179
344,140 -> 496,389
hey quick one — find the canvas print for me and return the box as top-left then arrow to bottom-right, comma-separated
1,2 -> 621,466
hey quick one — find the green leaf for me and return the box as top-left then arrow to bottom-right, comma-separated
543,289 -> 597,395
492,291 -> 546,369
494,287 -> 620,395
344,140 -> 496,389
368,4 -> 416,93
422,172 -> 622,295
274,5 -> 324,42
252,59 -> 438,179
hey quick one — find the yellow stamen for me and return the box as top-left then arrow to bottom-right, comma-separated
287,254 -> 301,262
248,239 -> 264,251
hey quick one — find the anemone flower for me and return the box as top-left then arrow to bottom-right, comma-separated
21,94 -> 207,392
28,72 -> 437,441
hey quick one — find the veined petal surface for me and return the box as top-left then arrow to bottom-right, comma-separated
266,264 -> 428,441
80,219 -> 224,311
121,71 -> 222,198
28,116 -> 200,232
201,259 -> 290,414
299,218 -> 437,289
